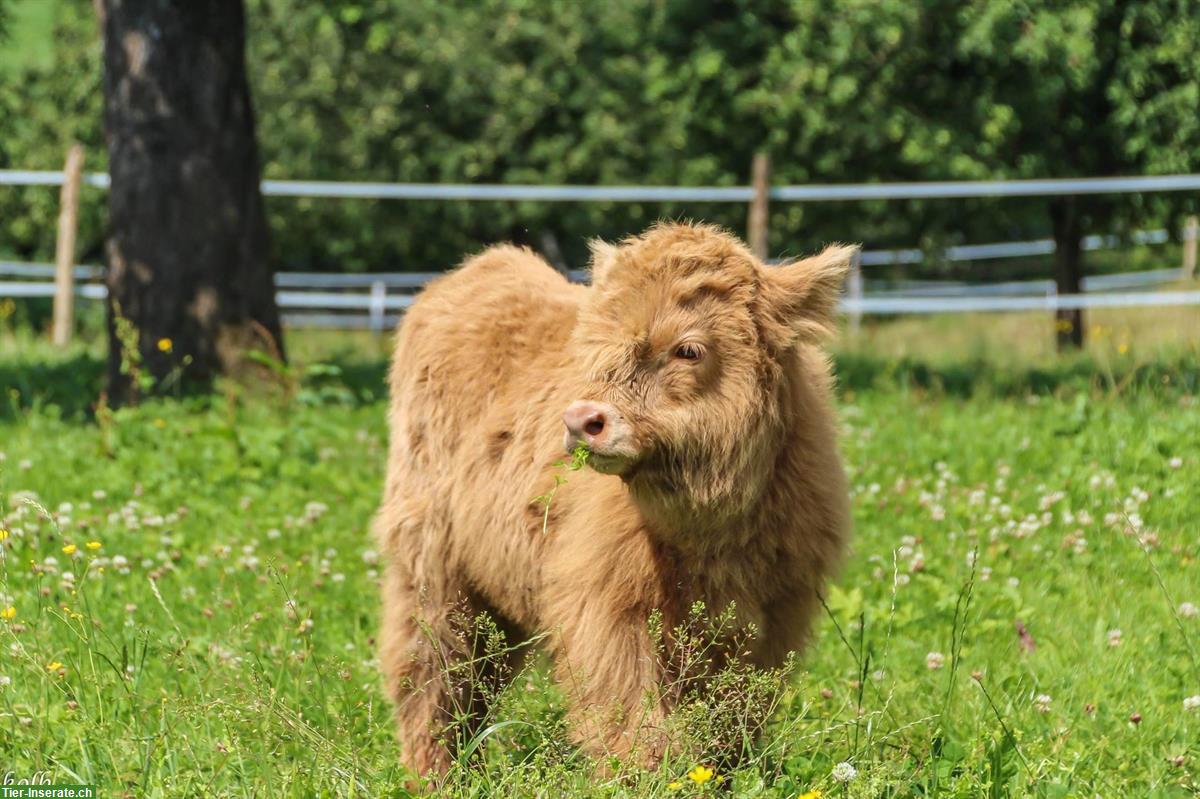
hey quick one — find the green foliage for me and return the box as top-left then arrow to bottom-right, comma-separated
2,1 -> 1199,275
0,0 -> 104,262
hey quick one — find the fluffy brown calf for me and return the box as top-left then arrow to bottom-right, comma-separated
375,222 -> 853,777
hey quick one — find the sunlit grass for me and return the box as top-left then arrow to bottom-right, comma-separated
0,322 -> 1197,795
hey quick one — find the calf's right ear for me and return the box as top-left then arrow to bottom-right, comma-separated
588,239 -> 619,284
759,243 -> 858,346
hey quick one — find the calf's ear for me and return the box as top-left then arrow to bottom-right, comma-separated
760,243 -> 858,346
588,239 -> 619,284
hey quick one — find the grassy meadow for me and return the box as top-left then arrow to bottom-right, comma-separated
1,312 -> 1198,797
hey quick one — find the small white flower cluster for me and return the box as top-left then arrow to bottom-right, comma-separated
926,651 -> 946,670
897,536 -> 925,573
1184,695 -> 1200,712
831,762 -> 857,783
1034,693 -> 1052,714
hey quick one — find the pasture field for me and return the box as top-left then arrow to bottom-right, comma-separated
1,322 -> 1198,797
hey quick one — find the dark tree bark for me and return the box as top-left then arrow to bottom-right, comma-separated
1050,196 -> 1084,350
101,0 -> 282,401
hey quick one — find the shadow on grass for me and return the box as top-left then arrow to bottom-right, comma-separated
834,350 -> 1200,398
0,352 -> 106,421
325,355 -> 389,404
2,347 -> 1195,424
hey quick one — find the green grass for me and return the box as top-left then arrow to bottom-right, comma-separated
1,327 -> 1198,796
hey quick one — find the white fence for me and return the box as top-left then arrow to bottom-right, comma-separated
1,167 -> 1198,332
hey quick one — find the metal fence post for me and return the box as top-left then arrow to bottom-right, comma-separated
1184,215 -> 1198,280
747,153 -> 770,260
52,144 -> 85,347
847,248 -> 863,336
369,280 -> 386,333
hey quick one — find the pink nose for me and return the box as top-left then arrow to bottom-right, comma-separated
563,401 -> 609,449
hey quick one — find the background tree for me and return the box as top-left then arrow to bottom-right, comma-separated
893,1 -> 1200,348
100,0 -> 281,399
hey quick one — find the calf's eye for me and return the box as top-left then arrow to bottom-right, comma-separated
673,343 -> 703,362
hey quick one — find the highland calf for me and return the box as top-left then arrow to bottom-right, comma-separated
375,222 -> 854,778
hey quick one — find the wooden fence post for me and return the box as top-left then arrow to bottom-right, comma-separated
52,143 -> 85,347
747,152 -> 770,260
1184,215 -> 1198,280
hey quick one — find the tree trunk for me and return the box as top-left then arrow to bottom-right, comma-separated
101,0 -> 282,401
1050,196 -> 1084,350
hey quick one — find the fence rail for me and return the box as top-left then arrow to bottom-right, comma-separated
2,260 -> 1195,330
5,169 -> 1200,201
2,158 -> 1198,339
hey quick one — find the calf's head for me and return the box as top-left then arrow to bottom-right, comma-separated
563,222 -> 855,524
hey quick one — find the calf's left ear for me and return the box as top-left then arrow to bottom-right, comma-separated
760,243 -> 858,346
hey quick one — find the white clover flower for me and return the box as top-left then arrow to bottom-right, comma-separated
926,652 -> 945,670
1179,602 -> 1198,619
832,762 -> 858,783
1034,694 -> 1052,713
0,674 -> 10,688
1184,696 -> 1200,712
1169,456 -> 1183,470
361,549 -> 379,566
1107,629 -> 1122,647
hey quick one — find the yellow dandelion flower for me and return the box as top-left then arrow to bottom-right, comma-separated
0,606 -> 15,621
667,781 -> 683,791
1118,342 -> 1129,354
46,661 -> 63,673
62,544 -> 77,555
86,541 -> 102,551
799,791 -> 824,799
157,337 -> 173,353
687,765 -> 714,784
0,528 -> 9,541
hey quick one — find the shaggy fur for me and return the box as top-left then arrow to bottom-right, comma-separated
375,222 -> 854,777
